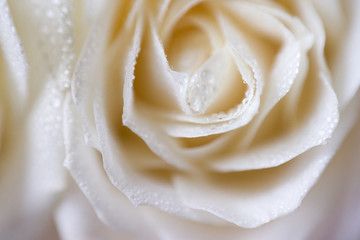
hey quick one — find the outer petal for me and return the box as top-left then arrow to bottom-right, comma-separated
0,0 -> 28,110
0,80 -> 66,240
313,0 -> 360,108
63,94 -> 159,239
54,181 -> 135,240
0,0 -> 80,239
173,92 -> 346,228
141,91 -> 360,240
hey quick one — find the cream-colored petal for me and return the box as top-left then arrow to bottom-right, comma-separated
8,0 -> 77,96
158,0 -> 204,40
220,2 -> 313,146
65,92 -> 224,234
71,27 -> 105,150
72,10 -> 227,224
307,96 -> 360,240
313,0 -> 360,108
141,103 -> 360,239
54,182 -> 134,240
122,19 -> 194,169
172,89 -> 358,228
70,0 -> 120,151
209,73 -> 338,171
163,46 -> 260,137
0,1 -> 95,239
130,15 -> 261,139
204,3 -> 339,171
0,0 -> 28,109
63,94 -> 159,239
0,80 -> 67,240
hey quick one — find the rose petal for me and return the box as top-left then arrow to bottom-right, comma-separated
219,2 -> 313,145
203,2 -> 339,171
151,89 -> 360,234
158,0 -> 205,39
122,17 -> 193,170
0,1 -> 74,239
307,93 -> 360,239
95,93 -> 226,225
0,81 -> 66,240
142,106 -> 359,239
63,94 -> 159,239
174,145 -> 329,228
7,0 -> 77,97
0,0 -> 28,109
55,171 -> 138,240
322,0 -> 360,108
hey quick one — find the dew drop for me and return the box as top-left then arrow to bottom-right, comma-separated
66,37 -> 73,44
201,69 -> 214,84
63,81 -> 70,89
65,19 -> 72,26
52,98 -> 61,108
186,69 -> 217,114
190,97 -> 202,113
61,6 -> 69,14
321,138 -> 330,145
58,27 -> 64,34
46,10 -> 54,18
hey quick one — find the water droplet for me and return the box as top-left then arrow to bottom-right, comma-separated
61,6 -> 69,14
76,81 -> 82,88
52,98 -> 61,108
63,81 -> 70,89
201,69 -> 214,83
321,138 -> 329,145
58,27 -> 64,34
66,37 -> 73,44
186,69 -> 217,114
65,19 -> 72,26
190,97 -> 202,113
46,10 -> 54,18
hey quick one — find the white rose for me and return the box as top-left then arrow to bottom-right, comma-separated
0,0 -> 359,239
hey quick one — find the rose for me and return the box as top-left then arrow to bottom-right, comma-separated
0,0 -> 359,239
0,0 -> 360,240
65,0 -> 360,238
